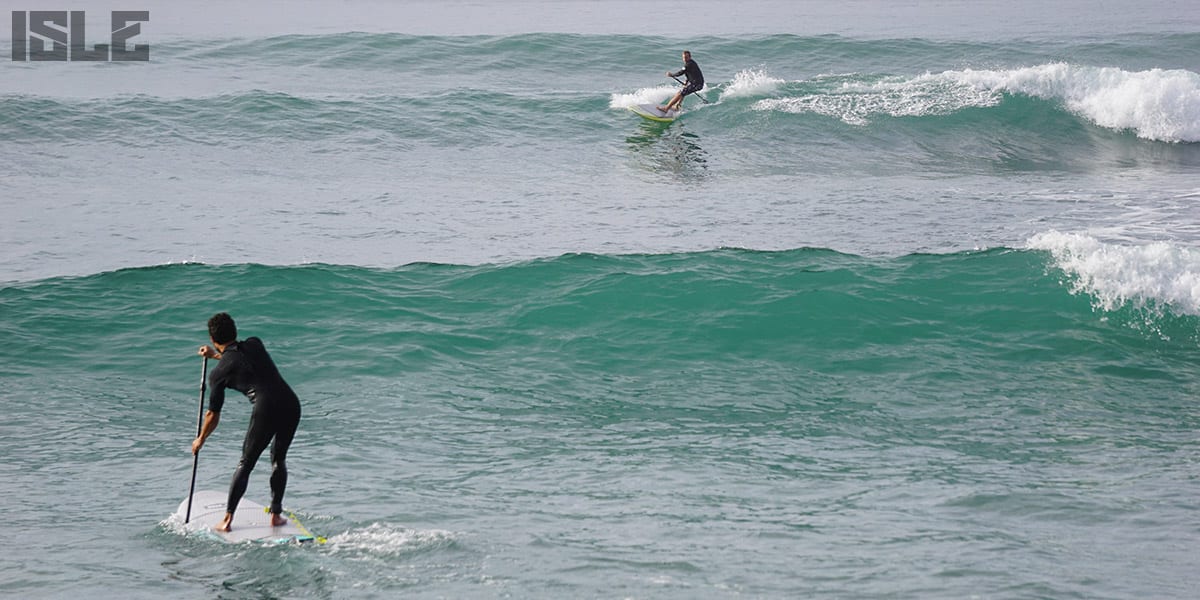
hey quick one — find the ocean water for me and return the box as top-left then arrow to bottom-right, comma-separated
3,1 -> 1200,598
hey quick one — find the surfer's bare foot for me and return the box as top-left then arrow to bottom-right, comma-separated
213,512 -> 233,532
269,512 -> 288,527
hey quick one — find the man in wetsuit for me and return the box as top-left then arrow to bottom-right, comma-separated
659,50 -> 704,113
192,312 -> 301,532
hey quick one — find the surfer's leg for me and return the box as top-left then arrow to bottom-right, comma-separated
669,92 -> 685,111
668,83 -> 699,111
267,407 -> 301,520
661,91 -> 682,112
223,410 -> 273,528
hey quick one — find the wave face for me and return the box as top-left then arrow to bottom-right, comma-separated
6,246 -> 1199,382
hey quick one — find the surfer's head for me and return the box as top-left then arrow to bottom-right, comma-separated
682,50 -> 691,61
208,312 -> 237,345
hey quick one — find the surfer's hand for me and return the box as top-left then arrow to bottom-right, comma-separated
198,345 -> 219,359
191,436 -> 204,455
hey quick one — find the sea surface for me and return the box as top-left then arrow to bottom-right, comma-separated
2,1 -> 1200,598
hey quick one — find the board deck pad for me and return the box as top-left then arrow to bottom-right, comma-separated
628,103 -> 679,122
175,490 -> 318,544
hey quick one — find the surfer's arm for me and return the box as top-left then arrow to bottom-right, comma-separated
191,409 -> 220,454
194,359 -> 231,452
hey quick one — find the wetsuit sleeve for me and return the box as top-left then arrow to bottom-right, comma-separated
207,357 -> 233,414
670,68 -> 686,78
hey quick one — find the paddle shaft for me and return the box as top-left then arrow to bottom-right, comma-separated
184,356 -> 208,523
671,75 -> 710,104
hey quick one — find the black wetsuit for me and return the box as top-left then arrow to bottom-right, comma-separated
671,58 -> 705,96
207,337 -> 301,515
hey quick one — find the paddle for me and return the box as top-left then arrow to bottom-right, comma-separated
184,356 -> 208,523
670,75 -> 711,104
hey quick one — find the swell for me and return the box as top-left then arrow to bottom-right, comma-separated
4,246 -> 1198,382
5,80 -> 1198,180
4,32 -> 1198,150
4,79 -> 1196,183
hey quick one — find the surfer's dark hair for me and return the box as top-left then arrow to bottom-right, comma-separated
208,312 -> 237,345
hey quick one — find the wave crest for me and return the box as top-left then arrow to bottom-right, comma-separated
720,69 -> 786,100
754,64 -> 1200,142
609,84 -> 677,109
1028,231 -> 1200,316
947,64 -> 1200,142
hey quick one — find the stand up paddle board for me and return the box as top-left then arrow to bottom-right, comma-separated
175,490 -> 321,544
628,103 -> 679,123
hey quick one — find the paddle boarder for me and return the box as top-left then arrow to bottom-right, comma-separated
192,313 -> 302,532
659,50 -> 704,113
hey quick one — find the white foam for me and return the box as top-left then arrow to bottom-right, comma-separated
610,85 -> 677,109
945,64 -> 1200,142
753,64 -> 1200,141
719,69 -> 785,100
1027,231 -> 1200,316
754,73 -> 1000,125
326,522 -> 456,556
159,513 -> 188,536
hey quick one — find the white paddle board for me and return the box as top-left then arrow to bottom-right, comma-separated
628,103 -> 679,123
175,490 -> 320,544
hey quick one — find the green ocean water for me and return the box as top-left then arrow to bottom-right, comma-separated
3,249 -> 1200,597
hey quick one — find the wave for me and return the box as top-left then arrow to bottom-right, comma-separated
1029,231 -> 1200,316
4,246 -> 1199,422
5,26 -> 1199,150
7,62 -> 1196,156
946,64 -> 1200,143
8,244 -> 1200,319
719,69 -> 787,100
5,246 -> 1197,349
753,64 -> 1200,142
